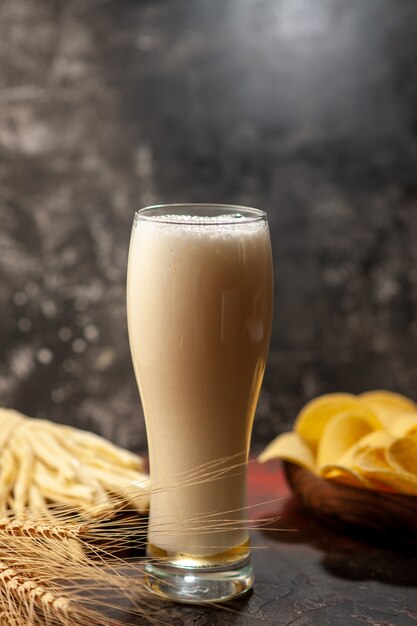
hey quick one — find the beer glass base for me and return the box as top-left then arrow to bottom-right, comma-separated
144,559 -> 254,604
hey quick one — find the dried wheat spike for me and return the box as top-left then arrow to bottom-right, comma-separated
0,559 -> 125,626
0,518 -> 88,541
0,560 -> 74,622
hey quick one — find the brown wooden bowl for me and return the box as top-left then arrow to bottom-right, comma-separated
283,461 -> 417,543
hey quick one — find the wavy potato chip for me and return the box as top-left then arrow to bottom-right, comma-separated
294,393 -> 360,453
361,470 -> 417,496
387,413 -> 417,438
319,465 -> 369,488
339,430 -> 394,472
260,389 -> 417,496
316,409 -> 380,469
334,430 -> 417,493
360,390 -> 417,428
386,436 -> 417,476
258,431 -> 315,471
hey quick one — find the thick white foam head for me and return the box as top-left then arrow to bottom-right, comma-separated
135,212 -> 268,239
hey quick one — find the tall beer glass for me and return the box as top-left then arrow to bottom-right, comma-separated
127,204 -> 273,603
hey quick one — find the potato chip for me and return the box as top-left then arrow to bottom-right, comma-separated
316,409 -> 380,469
338,430 -> 394,471
294,393 -> 360,453
359,390 -> 417,428
387,413 -> 417,438
261,389 -> 417,496
387,436 -> 417,476
258,431 -> 315,471
361,470 -> 417,496
319,465 -> 369,488
335,430 -> 417,494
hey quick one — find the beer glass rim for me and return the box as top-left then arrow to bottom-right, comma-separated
135,203 -> 267,225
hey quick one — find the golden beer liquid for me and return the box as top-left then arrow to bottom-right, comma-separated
148,539 -> 251,568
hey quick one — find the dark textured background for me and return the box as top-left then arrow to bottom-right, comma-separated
1,0 -> 417,454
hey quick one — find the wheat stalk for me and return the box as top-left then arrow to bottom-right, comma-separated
0,559 -> 110,626
0,519 -> 88,541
